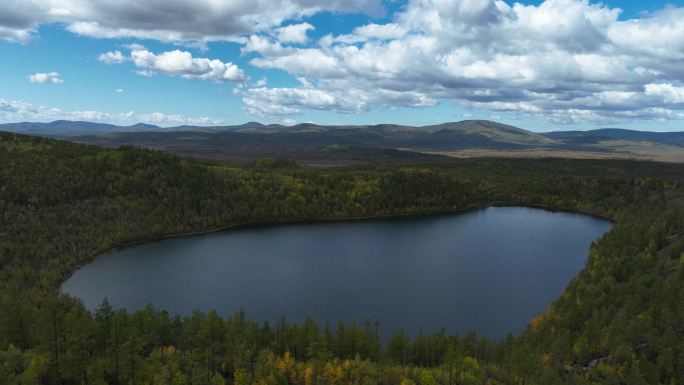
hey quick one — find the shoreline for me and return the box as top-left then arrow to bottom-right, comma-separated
58,202 -> 614,289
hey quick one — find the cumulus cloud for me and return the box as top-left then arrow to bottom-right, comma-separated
645,84 -> 684,104
0,99 -> 35,114
0,97 -> 223,126
353,23 -> 406,40
98,50 -> 127,64
243,87 -> 338,115
239,0 -> 684,123
0,26 -> 34,43
0,0 -> 53,43
71,110 -> 109,121
101,47 -> 247,83
28,72 -> 64,84
273,23 -> 314,44
0,0 -> 384,44
130,49 -> 247,82
242,85 -> 436,115
5,0 -> 684,124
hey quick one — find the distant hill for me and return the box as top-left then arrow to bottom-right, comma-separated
546,128 -> 684,147
0,120 -> 162,135
2,119 -> 684,163
425,120 -> 555,146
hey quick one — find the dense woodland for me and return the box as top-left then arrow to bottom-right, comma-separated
0,131 -> 683,384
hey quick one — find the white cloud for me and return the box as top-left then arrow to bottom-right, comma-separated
0,26 -> 34,43
0,99 -> 34,114
134,69 -> 156,77
101,47 -> 247,83
0,0 -> 51,43
0,97 -> 223,126
28,72 -> 64,84
0,0 -> 384,44
131,49 -> 247,82
139,112 -> 191,125
607,8 -> 684,60
136,112 -> 222,126
645,84 -> 684,104
239,0 -> 684,123
242,85 -> 436,116
122,43 -> 146,51
243,87 -> 337,115
71,110 -> 109,121
353,23 -> 406,40
115,88 -> 124,93
273,22 -> 314,44
98,50 -> 127,64
5,0 -> 684,124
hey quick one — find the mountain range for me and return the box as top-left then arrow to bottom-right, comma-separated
2,120 -> 684,164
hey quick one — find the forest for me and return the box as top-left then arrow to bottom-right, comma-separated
0,131 -> 683,384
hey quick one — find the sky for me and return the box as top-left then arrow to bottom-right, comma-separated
1,0 -> 684,132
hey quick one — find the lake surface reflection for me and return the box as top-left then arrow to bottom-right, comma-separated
62,207 -> 611,339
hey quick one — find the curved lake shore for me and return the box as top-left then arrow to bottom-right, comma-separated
61,206 -> 612,339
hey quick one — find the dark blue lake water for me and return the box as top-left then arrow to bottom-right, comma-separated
61,207 -> 611,339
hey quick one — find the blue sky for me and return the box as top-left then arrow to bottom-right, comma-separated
1,0 -> 684,131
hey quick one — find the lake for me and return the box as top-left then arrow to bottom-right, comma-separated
61,207 -> 611,339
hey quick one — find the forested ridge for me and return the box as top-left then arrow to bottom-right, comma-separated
1,131 -> 683,384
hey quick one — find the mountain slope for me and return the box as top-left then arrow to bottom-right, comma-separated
546,128 -> 684,147
4,119 -> 684,163
0,120 -> 162,135
44,119 -> 554,162
425,120 -> 556,146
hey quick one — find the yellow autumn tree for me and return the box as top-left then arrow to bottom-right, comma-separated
322,361 -> 344,385
302,363 -> 314,385
277,351 -> 295,377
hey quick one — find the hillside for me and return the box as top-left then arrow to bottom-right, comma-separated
4,119 -> 684,163
424,120 -> 556,146
0,120 -> 163,135
547,128 -> 684,147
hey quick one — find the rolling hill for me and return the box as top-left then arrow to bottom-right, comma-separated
0,120 -> 164,135
547,128 -> 684,147
2,119 -> 684,164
